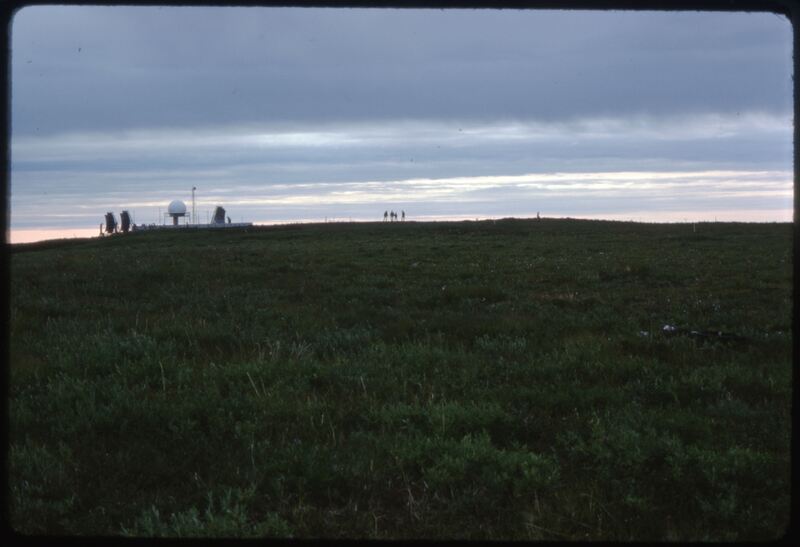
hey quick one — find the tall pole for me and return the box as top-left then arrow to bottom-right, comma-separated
192,186 -> 197,225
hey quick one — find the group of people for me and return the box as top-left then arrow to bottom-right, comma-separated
383,210 -> 406,222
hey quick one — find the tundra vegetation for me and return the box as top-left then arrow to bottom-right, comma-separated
8,218 -> 792,540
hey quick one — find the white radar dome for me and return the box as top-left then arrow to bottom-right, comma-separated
168,200 -> 187,215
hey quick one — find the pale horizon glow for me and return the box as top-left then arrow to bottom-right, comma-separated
10,168 -> 793,241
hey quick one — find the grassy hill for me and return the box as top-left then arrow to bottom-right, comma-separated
8,218 -> 793,540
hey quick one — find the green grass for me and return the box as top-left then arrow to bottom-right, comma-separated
8,218 -> 792,539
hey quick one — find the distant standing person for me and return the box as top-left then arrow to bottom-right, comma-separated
384,210 -> 388,222
401,210 -> 405,221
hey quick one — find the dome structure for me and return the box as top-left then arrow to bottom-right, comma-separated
167,199 -> 188,225
168,200 -> 187,215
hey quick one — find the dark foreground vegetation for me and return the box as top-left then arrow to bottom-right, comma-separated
9,218 -> 792,540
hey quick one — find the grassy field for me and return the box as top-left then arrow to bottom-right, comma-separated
8,218 -> 793,540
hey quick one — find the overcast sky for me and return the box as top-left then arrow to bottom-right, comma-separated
8,6 -> 793,241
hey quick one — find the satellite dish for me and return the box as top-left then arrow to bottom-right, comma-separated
167,200 -> 187,225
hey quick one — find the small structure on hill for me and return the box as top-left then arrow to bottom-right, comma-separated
107,196 -> 251,234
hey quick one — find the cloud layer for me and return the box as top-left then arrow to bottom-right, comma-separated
12,7 -> 791,135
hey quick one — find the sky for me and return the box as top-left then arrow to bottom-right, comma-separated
8,6 -> 794,243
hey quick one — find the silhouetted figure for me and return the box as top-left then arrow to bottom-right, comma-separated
383,211 -> 388,222
401,210 -> 405,221
537,211 -> 540,220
